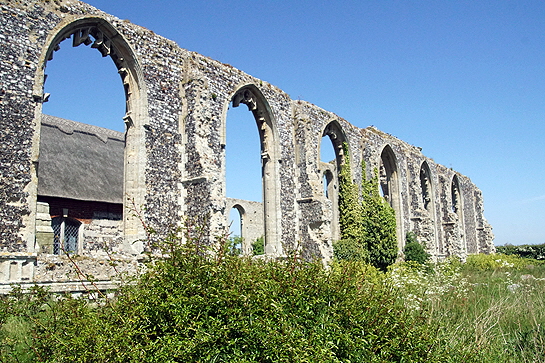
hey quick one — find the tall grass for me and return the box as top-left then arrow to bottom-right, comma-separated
388,254 -> 545,362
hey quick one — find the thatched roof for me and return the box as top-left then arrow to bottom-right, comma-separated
38,115 -> 124,204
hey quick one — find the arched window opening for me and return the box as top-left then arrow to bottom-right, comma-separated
417,161 -> 439,255
449,175 -> 466,254
451,176 -> 462,215
51,216 -> 81,255
228,206 -> 243,255
380,146 -> 397,207
228,86 -> 280,255
379,163 -> 389,201
36,21 -> 145,255
323,171 -> 332,199
319,122 -> 345,242
420,162 -> 432,212
225,105 -> 262,203
379,145 -> 403,250
42,32 -> 125,131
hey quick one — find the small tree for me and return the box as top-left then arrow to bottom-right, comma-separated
226,235 -> 243,256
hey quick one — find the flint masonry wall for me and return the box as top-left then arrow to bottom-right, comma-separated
0,0 -> 494,290
225,198 -> 264,255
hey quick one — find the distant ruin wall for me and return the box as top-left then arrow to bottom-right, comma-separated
0,0 -> 494,290
225,198 -> 264,255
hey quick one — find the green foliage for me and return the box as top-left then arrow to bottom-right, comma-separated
336,142 -> 397,270
252,236 -> 264,255
465,253 -> 543,270
226,235 -> 243,256
332,237 -> 369,262
360,165 -> 398,270
496,243 -> 545,260
337,143 -> 364,243
0,229 -> 463,362
404,232 -> 430,264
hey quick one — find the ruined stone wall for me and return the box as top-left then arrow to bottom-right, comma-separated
82,217 -> 123,253
0,0 -> 494,291
359,127 -> 494,260
225,198 -> 264,255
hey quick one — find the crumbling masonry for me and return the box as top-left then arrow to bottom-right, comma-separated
0,0 -> 494,293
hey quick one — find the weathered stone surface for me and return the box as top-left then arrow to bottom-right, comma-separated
0,0 -> 494,291
225,198 -> 264,255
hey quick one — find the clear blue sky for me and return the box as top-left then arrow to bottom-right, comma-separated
42,0 -> 545,246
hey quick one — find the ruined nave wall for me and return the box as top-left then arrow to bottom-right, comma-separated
0,0 -> 494,289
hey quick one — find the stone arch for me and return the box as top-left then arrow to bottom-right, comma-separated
420,161 -> 433,212
417,160 -> 439,255
320,120 -> 348,170
379,144 -> 403,250
32,17 -> 149,253
319,120 -> 348,241
229,204 -> 244,253
445,174 -> 466,256
231,203 -> 245,237
322,169 -> 334,199
451,175 -> 463,221
226,84 -> 281,256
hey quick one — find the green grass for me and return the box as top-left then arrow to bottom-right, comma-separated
435,255 -> 545,363
388,254 -> 545,363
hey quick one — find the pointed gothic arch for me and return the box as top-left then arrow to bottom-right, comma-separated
379,145 -> 403,250
420,161 -> 433,212
33,17 -> 149,253
226,85 -> 281,256
418,160 -> 439,254
320,120 -> 348,171
319,120 -> 348,241
449,174 -> 467,254
451,175 -> 463,219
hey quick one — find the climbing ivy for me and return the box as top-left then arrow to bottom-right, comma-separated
338,143 -> 364,244
334,142 -> 397,270
404,232 -> 431,264
360,161 -> 398,270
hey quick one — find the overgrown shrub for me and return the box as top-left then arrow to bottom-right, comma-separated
0,231 -> 466,362
332,237 -> 369,262
360,163 -> 398,270
404,232 -> 430,264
